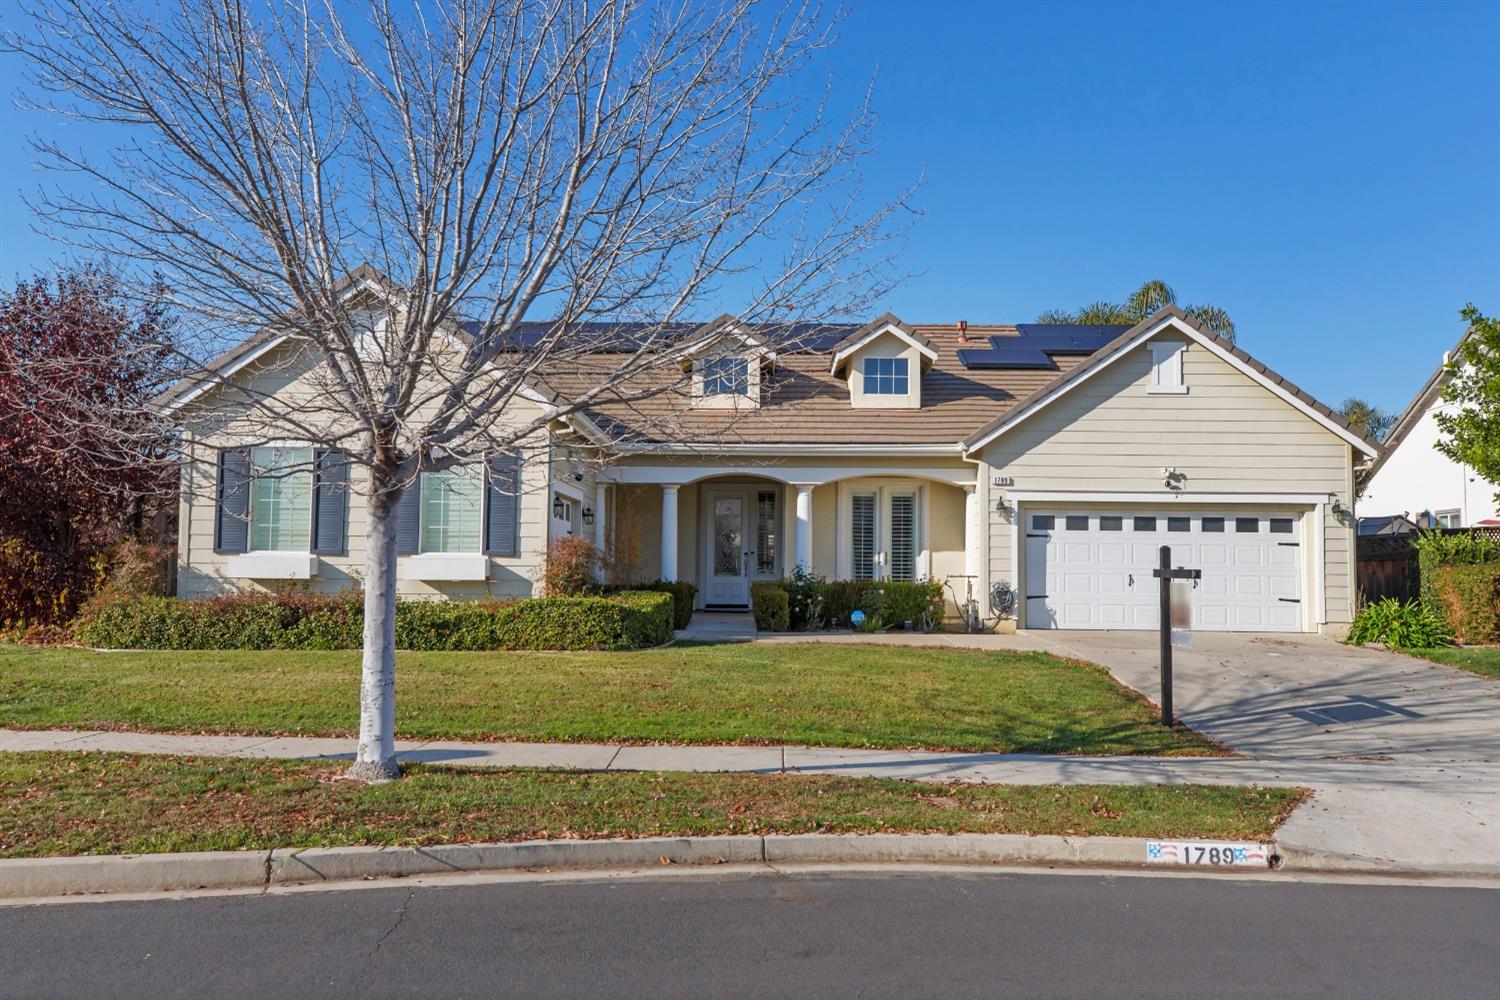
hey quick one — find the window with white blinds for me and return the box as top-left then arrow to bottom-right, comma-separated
851,493 -> 876,581
756,490 -> 778,575
889,492 -> 916,581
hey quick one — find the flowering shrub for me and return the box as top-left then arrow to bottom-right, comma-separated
762,576 -> 945,632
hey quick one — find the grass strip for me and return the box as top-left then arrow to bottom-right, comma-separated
0,751 -> 1300,858
1407,646 -> 1500,680
0,643 -> 1219,755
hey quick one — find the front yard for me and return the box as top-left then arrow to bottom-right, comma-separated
1409,646 -> 1500,680
0,643 -> 1218,755
0,751 -> 1300,858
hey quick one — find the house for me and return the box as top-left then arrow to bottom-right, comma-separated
1360,337 -> 1499,530
161,286 -> 1378,635
1357,514 -> 1419,537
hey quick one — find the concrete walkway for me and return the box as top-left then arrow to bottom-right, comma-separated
675,612 -> 756,643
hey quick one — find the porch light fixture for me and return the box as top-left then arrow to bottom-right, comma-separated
581,506 -> 595,525
1329,493 -> 1350,518
552,494 -> 565,520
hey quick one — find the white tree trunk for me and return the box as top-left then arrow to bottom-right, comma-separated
350,486 -> 400,781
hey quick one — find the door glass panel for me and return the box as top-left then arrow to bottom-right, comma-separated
756,490 -> 778,575
713,498 -> 742,576
1236,517 -> 1260,533
1202,517 -> 1225,532
1133,516 -> 1157,531
1100,516 -> 1123,531
1269,518 -> 1295,534
890,493 -> 917,582
851,493 -> 876,581
1167,516 -> 1190,532
1065,515 -> 1089,531
1031,514 -> 1055,530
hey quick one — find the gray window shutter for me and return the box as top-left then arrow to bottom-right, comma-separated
485,452 -> 521,557
395,478 -> 422,555
311,449 -> 349,555
214,448 -> 252,554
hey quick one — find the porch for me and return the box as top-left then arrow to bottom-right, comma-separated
592,461 -> 980,611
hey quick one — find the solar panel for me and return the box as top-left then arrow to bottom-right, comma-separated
956,324 -> 1130,369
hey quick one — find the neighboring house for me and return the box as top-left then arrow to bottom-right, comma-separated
162,284 -> 1378,635
1360,338 -> 1499,531
1357,514 -> 1419,537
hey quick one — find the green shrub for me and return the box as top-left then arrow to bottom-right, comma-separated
750,582 -> 790,632
1416,529 -> 1500,609
635,580 -> 697,629
781,567 -> 825,631
1433,563 -> 1500,644
74,590 -> 673,652
881,580 -> 946,631
819,580 -> 871,630
1346,598 -> 1454,649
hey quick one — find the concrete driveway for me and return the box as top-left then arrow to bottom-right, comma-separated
1027,630 -> 1500,763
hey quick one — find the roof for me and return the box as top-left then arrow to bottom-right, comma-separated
1358,514 -> 1419,536
1360,331 -> 1471,484
960,306 -> 1382,456
827,313 -> 936,375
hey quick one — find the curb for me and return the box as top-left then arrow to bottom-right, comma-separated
0,834 -> 1274,900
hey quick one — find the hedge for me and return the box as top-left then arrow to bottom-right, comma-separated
621,580 -> 697,630
758,577 -> 945,631
1433,563 -> 1500,644
750,582 -> 789,632
73,590 -> 674,652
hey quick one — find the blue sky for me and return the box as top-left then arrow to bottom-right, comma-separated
0,0 -> 1495,414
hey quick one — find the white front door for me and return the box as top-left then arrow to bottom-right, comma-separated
704,490 -> 750,606
1025,510 -> 1303,632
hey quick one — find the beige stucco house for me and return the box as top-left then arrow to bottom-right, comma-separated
165,301 -> 1379,635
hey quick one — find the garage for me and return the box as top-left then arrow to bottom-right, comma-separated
1023,510 -> 1303,632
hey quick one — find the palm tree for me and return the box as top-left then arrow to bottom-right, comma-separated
1038,279 -> 1237,344
1339,398 -> 1397,441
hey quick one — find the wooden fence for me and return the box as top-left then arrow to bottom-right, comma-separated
1356,526 -> 1500,605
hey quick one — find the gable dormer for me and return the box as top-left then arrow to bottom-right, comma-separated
829,313 -> 936,409
677,315 -> 776,409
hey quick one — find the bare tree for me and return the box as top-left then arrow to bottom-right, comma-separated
4,0 -> 906,779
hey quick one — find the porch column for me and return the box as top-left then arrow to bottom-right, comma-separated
593,483 -> 609,576
794,485 -> 814,572
660,484 -> 680,582
964,484 -> 980,580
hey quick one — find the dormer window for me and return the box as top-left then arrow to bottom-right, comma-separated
703,356 -> 750,397
863,357 -> 909,395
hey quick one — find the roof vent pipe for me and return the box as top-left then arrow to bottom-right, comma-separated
957,320 -> 969,344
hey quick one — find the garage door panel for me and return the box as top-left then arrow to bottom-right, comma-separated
1026,509 -> 1303,634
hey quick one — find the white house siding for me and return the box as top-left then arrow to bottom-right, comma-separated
174,342 -> 552,600
981,335 -> 1358,632
1362,401 -> 1499,527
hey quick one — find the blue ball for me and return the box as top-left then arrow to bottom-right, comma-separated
850,610 -> 866,627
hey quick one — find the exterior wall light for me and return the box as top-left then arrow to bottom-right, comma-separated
581,506 -> 595,525
552,494 -> 565,520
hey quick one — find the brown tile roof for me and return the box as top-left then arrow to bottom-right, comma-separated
547,323 -> 1090,446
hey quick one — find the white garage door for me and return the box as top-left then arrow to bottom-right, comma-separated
1024,511 -> 1303,632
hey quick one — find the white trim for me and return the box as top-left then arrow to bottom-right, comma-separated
602,464 -> 976,488
162,335 -> 289,414
227,551 -> 317,580
963,316 -> 1380,457
830,322 -> 937,375
610,442 -> 964,456
552,480 -> 587,502
1005,490 -> 1330,505
399,553 -> 488,582
1147,342 -> 1188,395
1312,501 -> 1327,625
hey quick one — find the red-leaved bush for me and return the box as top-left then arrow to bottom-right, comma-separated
543,535 -> 599,596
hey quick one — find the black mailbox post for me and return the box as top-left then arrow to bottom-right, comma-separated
1151,545 -> 1201,727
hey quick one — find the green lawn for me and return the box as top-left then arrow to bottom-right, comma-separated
0,643 -> 1218,756
1410,646 -> 1500,680
0,751 -> 1300,858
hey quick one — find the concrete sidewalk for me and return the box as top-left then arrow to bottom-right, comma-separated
6,726 -> 1499,876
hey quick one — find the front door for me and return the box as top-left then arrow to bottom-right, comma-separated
704,490 -> 750,606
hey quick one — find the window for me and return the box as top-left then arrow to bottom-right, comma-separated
702,356 -> 749,396
851,493 -> 877,581
862,356 -> 909,395
1133,516 -> 1157,531
1100,516 -> 1123,531
1031,514 -> 1055,530
756,490 -> 778,575
421,464 -> 484,553
1436,510 -> 1461,529
890,493 -> 917,581
1168,516 -> 1190,532
1269,517 -> 1295,534
1236,517 -> 1259,533
713,497 -> 742,575
1065,515 -> 1089,531
249,447 -> 313,552
1202,517 -> 1225,533
1148,342 -> 1187,394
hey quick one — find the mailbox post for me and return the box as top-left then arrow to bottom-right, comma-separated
1151,545 -> 1201,727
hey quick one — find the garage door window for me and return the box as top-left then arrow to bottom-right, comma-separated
1167,516 -> 1190,532
1133,516 -> 1156,531
1100,516 -> 1123,531
1202,517 -> 1225,532
1065,515 -> 1089,531
1236,517 -> 1259,533
1032,514 -> 1055,530
1270,518 -> 1295,534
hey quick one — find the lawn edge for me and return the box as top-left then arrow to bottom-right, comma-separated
0,832 -> 1294,900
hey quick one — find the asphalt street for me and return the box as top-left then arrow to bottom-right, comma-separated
3,867 -> 1496,999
